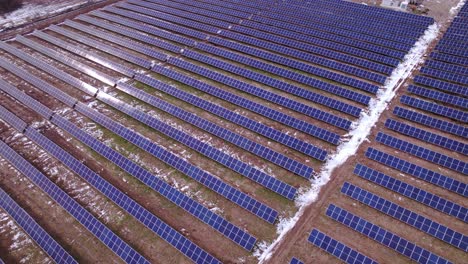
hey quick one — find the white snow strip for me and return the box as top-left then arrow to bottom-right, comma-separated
256,23 -> 440,262
450,0 -> 466,14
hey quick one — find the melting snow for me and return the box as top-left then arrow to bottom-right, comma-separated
256,22 -> 441,262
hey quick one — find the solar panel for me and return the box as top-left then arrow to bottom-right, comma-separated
0,140 -> 149,263
63,20 -> 169,61
48,25 -> 153,69
413,76 -> 468,97
32,30 -> 135,78
183,47 -> 362,118
400,95 -> 467,122
115,82 -> 314,179
436,45 -> 468,58
15,35 -> 117,87
0,104 -> 27,132
365,148 -> 467,197
0,55 -> 263,249
228,25 -> 395,74
218,30 -> 387,84
376,132 -> 467,175
354,164 -> 467,222
165,0 -> 251,18
95,92 -> 296,200
430,52 -> 468,67
420,67 -> 468,85
196,40 -> 371,106
393,107 -> 467,138
425,60 -> 468,76
408,85 -> 468,110
385,119 -> 467,155
206,36 -> 380,93
326,204 -> 452,264
290,257 -> 304,264
142,70 -> 332,155
308,229 -> 378,264
20,126 -> 220,263
171,53 -> 354,128
0,187 -> 77,263
341,182 -> 468,251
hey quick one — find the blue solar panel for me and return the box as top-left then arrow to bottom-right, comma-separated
218,30 -> 387,84
103,7 -> 208,40
385,119 -> 467,155
206,36 -> 379,93
289,257 -> 304,264
365,148 -> 467,197
0,140 -> 149,263
425,60 -> 468,76
19,126 -> 221,263
48,25 -> 153,69
143,69 -> 332,155
413,76 -> 468,97
430,52 -> 468,67
15,35 -> 117,87
95,92 -> 296,199
183,47 -> 362,117
114,82 -> 313,179
0,187 -> 77,263
326,204 -> 452,264
393,107 -> 467,138
0,55 -> 262,249
420,66 -> 468,85
408,85 -> 468,110
228,25 -> 395,75
170,54 -> 353,129
341,182 -> 468,252
376,132 -> 467,175
197,40 -> 371,106
32,30 -> 135,78
400,95 -> 467,122
0,104 -> 27,132
63,20 -> 170,61
354,164 -> 467,222
436,45 -> 468,58
308,229 -> 378,264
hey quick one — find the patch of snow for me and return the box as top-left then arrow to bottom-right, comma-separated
450,0 -> 466,14
256,23 -> 440,263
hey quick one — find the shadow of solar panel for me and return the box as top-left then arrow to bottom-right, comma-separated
0,140 -> 149,263
341,182 -> 468,252
354,164 -> 467,222
385,119 -> 467,154
326,204 -> 452,264
308,229 -> 378,264
0,187 -> 77,263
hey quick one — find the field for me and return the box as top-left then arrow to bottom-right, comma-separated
0,0 -> 466,263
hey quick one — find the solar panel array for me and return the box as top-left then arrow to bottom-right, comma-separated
326,204 -> 452,264
308,229 -> 378,264
0,0 -> 440,261
0,187 -> 77,263
289,257 -> 304,264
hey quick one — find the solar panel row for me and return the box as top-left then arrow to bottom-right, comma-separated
0,186 -> 77,263
182,46 -> 363,118
0,104 -> 27,132
408,85 -> 468,110
420,67 -> 468,85
289,257 -> 304,264
135,71 -> 327,160
413,76 -> 468,97
32,30 -> 135,78
393,107 -> 467,139
326,204 -> 452,264
436,45 -> 468,58
430,52 -> 468,67
169,0 -> 251,18
206,37 -> 372,105
0,140 -> 150,263
376,132 -> 467,175
21,126 -> 220,263
341,183 -> 468,252
365,148 -> 467,197
169,54 -> 353,130
400,95 -> 467,122
385,119 -> 467,155
308,229 -> 378,264
354,164 -> 467,222
0,55 -> 263,249
114,82 -> 313,179
425,60 -> 468,76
